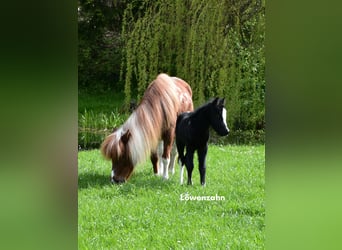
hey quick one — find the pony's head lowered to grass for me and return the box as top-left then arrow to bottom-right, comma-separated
101,128 -> 134,183
101,73 -> 193,183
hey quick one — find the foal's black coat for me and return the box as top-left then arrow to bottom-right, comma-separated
176,97 -> 229,185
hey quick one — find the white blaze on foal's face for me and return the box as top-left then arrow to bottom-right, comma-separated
222,108 -> 229,131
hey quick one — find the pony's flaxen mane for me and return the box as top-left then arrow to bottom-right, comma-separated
101,73 -> 183,167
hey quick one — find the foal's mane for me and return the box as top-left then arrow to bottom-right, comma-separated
187,99 -> 212,118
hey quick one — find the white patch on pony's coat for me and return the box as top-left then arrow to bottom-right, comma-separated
222,108 -> 229,132
157,141 -> 177,176
126,112 -> 149,167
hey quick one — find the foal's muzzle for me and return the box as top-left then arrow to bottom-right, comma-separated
219,128 -> 229,136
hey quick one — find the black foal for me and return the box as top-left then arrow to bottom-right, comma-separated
176,97 -> 229,185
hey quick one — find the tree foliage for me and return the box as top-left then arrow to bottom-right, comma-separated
78,0 -> 265,131
78,0 -> 131,91
121,0 -> 265,130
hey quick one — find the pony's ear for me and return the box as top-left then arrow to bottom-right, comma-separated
121,130 -> 131,144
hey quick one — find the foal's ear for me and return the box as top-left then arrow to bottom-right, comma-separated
121,130 -> 131,144
213,97 -> 225,106
213,97 -> 220,105
219,98 -> 226,106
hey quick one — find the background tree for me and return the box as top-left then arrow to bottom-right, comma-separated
120,0 -> 265,131
78,0 -> 131,91
78,0 -> 265,132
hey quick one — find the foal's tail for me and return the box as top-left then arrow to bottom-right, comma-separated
177,155 -> 185,166
176,140 -> 186,166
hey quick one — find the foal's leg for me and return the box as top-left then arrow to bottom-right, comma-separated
176,138 -> 186,166
198,144 -> 208,186
176,139 -> 186,184
185,148 -> 195,185
180,163 -> 185,185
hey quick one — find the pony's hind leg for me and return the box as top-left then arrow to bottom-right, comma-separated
169,142 -> 178,175
150,151 -> 159,175
161,131 -> 174,180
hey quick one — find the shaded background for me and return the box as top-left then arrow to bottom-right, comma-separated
0,0 -> 341,249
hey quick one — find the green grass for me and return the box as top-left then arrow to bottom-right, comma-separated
78,144 -> 265,249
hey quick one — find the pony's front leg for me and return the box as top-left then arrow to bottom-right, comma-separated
150,151 -> 159,175
161,158 -> 170,180
161,144 -> 171,180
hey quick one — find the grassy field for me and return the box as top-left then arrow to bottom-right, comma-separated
78,144 -> 265,249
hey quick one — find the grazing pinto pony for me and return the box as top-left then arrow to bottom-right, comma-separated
101,73 -> 193,183
176,97 -> 229,186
